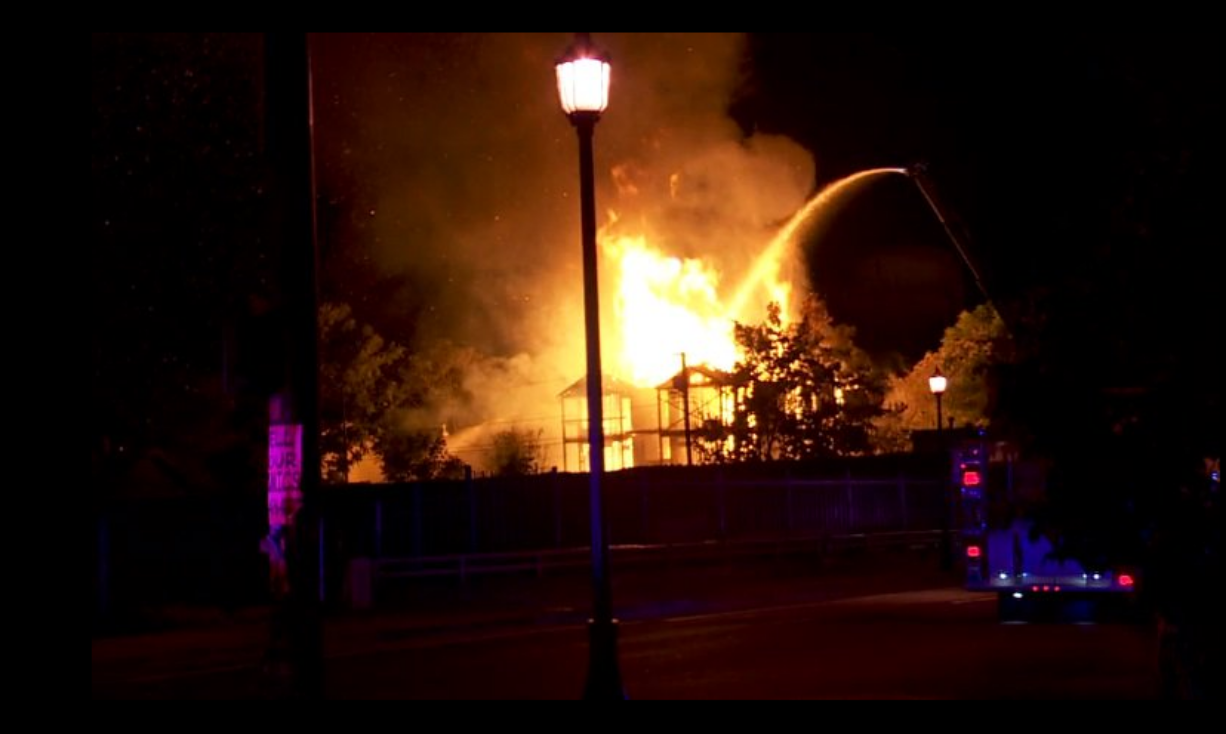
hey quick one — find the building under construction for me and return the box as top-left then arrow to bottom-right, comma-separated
559,374 -> 653,472
559,363 -> 743,471
656,363 -> 742,466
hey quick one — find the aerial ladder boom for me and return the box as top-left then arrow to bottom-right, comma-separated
906,162 -> 994,310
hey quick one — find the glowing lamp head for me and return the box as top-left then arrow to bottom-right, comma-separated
556,33 -> 611,119
928,367 -> 947,396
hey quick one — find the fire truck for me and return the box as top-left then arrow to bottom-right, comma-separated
953,436 -> 1139,622
909,163 -> 1145,621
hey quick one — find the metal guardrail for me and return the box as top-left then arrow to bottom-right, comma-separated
369,529 -> 943,585
338,530 -> 943,609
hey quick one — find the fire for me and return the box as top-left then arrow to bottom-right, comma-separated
602,234 -> 743,388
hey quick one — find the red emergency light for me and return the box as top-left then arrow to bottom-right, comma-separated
962,470 -> 982,487
966,545 -> 982,559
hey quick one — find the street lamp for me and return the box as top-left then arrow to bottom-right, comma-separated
928,366 -> 951,569
928,367 -> 947,434
556,32 -> 624,701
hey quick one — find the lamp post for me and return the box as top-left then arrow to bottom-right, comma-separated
928,366 -> 951,570
556,32 -> 624,701
928,367 -> 947,434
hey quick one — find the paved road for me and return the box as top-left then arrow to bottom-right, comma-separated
92,553 -> 1160,699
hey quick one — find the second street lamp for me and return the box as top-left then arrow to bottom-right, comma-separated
929,366 -> 947,434
555,32 -> 625,701
928,366 -> 951,569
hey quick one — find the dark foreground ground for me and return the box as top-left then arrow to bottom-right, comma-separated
93,552 -> 1161,699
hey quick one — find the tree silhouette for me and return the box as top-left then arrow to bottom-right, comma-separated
728,295 -> 886,461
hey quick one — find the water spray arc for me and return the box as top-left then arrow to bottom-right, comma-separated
730,168 -> 908,320
731,164 -> 998,327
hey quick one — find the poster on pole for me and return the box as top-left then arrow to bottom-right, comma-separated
268,423 -> 303,526
265,422 -> 303,596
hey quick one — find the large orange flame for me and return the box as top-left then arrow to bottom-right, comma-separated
603,234 -> 740,388
592,170 -> 908,395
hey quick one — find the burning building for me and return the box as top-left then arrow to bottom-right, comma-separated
656,362 -> 743,466
558,360 -> 745,471
559,374 -> 648,472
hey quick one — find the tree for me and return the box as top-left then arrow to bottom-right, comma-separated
318,302 -> 407,481
378,431 -> 466,482
880,303 -> 1013,444
318,302 -> 470,483
728,294 -> 886,461
489,428 -> 546,477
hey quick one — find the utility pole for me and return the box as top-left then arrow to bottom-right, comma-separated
261,32 -> 323,699
680,353 -> 693,467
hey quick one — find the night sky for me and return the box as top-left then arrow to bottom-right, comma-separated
92,32 -> 1221,464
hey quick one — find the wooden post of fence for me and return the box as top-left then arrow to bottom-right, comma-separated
552,468 -> 563,549
898,471 -> 909,529
97,514 -> 110,620
716,468 -> 727,540
466,465 -> 477,554
785,471 -> 795,536
374,498 -> 384,559
639,472 -> 651,545
845,468 -> 856,531
318,514 -> 326,604
412,485 -> 424,557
